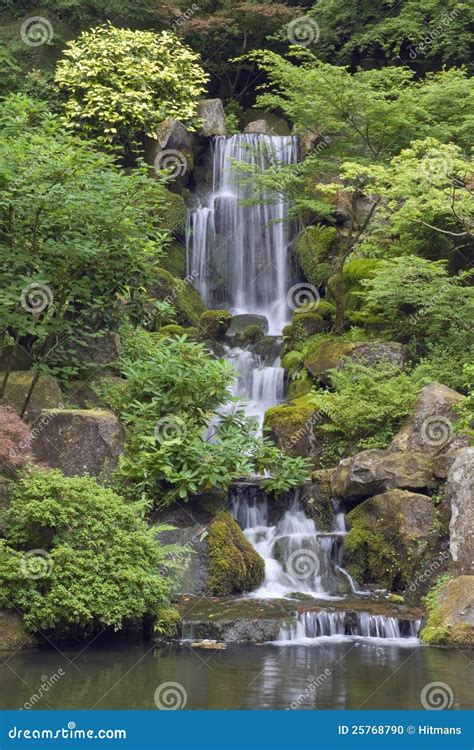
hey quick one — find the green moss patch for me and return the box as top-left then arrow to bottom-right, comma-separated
207,512 -> 265,596
199,310 -> 233,339
148,268 -> 205,327
295,225 -> 337,287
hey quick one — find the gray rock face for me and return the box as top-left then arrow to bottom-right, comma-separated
0,609 -> 37,651
196,99 -> 227,136
390,382 -> 467,456
345,341 -> 406,370
32,409 -> 123,480
144,118 -> 194,179
227,313 -> 269,336
3,372 -> 63,423
244,119 -> 271,134
332,448 -> 436,500
70,332 -> 121,375
446,448 -> 474,575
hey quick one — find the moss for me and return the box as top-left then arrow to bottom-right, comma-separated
160,240 -> 186,278
302,469 -> 335,531
199,310 -> 233,339
242,324 -> 264,344
342,258 -> 382,284
287,377 -> 313,401
281,350 -> 303,374
159,324 -> 185,337
207,512 -> 265,596
182,326 -> 199,339
295,225 -> 337,287
3,371 -> 63,423
155,606 -> 180,638
292,312 -> 326,339
159,190 -> 187,235
297,300 -> 335,321
149,268 -> 205,327
304,335 -> 354,382
263,394 -> 320,456
419,575 -> 474,646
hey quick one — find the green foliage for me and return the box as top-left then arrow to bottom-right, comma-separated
98,326 -> 311,504
55,24 -> 208,153
0,468 -> 182,633
420,573 -> 455,644
0,95 -> 170,389
308,0 -> 474,71
295,225 -> 336,288
316,362 -> 419,451
207,511 -> 265,595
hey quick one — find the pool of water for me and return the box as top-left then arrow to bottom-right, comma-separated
1,641 -> 472,710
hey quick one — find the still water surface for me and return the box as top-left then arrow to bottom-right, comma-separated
1,641 -> 472,710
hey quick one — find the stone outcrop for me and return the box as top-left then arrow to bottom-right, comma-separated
343,489 -> 440,591
304,337 -> 406,384
446,448 -> 474,576
390,382 -> 467,456
228,313 -> 269,336
3,372 -> 63,423
0,610 -> 37,651
345,341 -> 406,370
332,448 -> 436,500
421,576 -> 474,647
244,119 -> 271,135
196,99 -> 227,136
70,332 -> 121,376
263,396 -> 321,459
32,409 -> 123,480
300,470 -> 335,531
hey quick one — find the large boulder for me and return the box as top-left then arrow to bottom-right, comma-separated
32,409 -> 123,480
343,489 -> 440,591
228,314 -> 269,336
148,268 -> 206,327
421,576 -> 474,647
70,332 -> 121,376
300,470 -> 335,531
446,448 -> 474,576
144,118 -> 194,181
196,99 -> 227,136
390,382 -> 467,456
2,372 -> 63,423
207,512 -> 265,596
244,119 -> 272,135
304,336 -> 405,384
0,610 -> 37,650
263,396 -> 322,459
332,448 -> 436,500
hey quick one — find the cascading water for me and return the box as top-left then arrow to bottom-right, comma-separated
278,611 -> 421,642
231,490 -> 351,599
186,134 -> 298,334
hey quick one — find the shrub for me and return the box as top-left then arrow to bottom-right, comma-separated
55,24 -> 208,153
0,468 -> 182,634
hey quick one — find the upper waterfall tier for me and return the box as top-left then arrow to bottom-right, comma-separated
186,134 -> 299,335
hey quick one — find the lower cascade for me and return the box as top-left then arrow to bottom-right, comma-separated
278,611 -> 421,642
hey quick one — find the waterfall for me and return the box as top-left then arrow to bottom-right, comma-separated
226,346 -> 285,433
186,134 -> 298,335
231,491 -> 351,598
278,611 -> 422,642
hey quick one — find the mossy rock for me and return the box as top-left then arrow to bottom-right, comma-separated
207,512 -> 265,596
281,350 -> 303,374
343,489 -> 440,592
292,312 -> 326,338
160,240 -> 186,278
160,190 -> 187,235
420,576 -> 474,647
295,225 -> 337,287
304,335 -> 354,382
155,606 -> 180,638
0,609 -> 37,651
287,376 -> 313,401
2,371 -> 63,424
263,394 -> 320,458
300,469 -> 336,531
182,326 -> 199,339
199,310 -> 233,339
242,324 -> 264,344
159,324 -> 185,338
148,268 -> 206,327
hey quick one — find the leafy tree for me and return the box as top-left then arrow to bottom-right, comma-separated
0,468 -> 182,634
0,95 -> 171,414
54,24 -> 209,153
99,326 -> 311,504
307,0 -> 474,72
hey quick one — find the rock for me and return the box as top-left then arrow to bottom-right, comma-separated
390,382 -> 467,456
421,576 -> 474,647
228,314 -> 269,336
344,489 -> 440,591
32,409 -> 123,480
70,332 -> 121,376
243,109 -> 291,135
198,310 -> 233,339
0,609 -> 37,650
144,118 -> 194,180
196,99 -> 227,136
446,448 -> 474,575
332,449 -> 436,500
344,341 -> 406,370
300,470 -> 335,531
263,395 -> 322,459
244,119 -> 272,135
2,371 -> 63,424
62,376 -> 123,410
0,345 -> 32,371
304,336 -> 406,383
148,267 -> 206,327
207,512 -> 265,596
